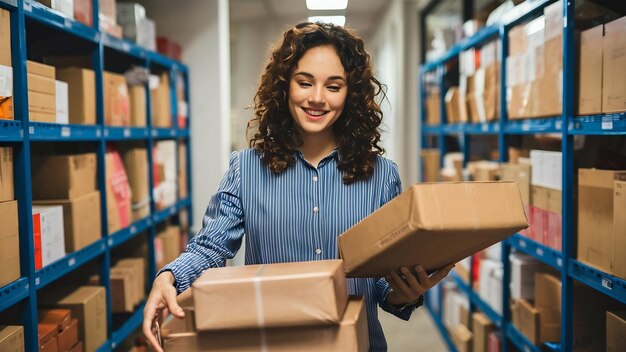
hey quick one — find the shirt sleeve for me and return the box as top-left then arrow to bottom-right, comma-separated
159,151 -> 245,293
374,160 -> 419,319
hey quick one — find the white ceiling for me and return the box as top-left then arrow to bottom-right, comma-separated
229,0 -> 396,39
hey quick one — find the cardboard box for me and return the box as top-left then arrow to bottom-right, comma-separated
534,272 -> 560,343
55,80 -> 68,124
28,73 -> 56,95
602,16 -> 626,113
530,185 -> 548,244
32,205 -> 66,270
578,25 -> 603,115
31,153 -> 97,200
105,149 -> 132,233
56,68 -> 96,125
192,260 -> 349,331
607,311 -> 626,352
510,253 -> 541,300
421,149 -> 440,182
28,111 -> 56,123
39,286 -> 107,352
0,64 -> 13,120
128,84 -> 146,126
103,71 -> 130,126
164,296 -> 368,352
425,91 -> 441,125
473,312 -> 494,352
545,188 -> 561,250
73,0 -> 92,26
0,146 -> 14,202
28,90 -> 56,115
27,60 -> 55,78
0,9 -> 10,67
615,180 -> 626,280
0,201 -> 19,287
530,150 -> 562,191
572,284 -> 623,352
56,319 -> 78,352
38,324 -> 58,352
122,148 -> 149,221
156,226 -> 180,269
153,140 -> 177,210
151,72 -> 172,127
450,325 -> 472,352
338,182 -> 528,278
577,169 -> 626,275
68,341 -> 82,352
0,326 -> 24,352
38,309 -> 72,332
33,191 -> 101,253
444,87 -> 460,124
37,0 -> 74,18
116,257 -> 146,305
510,298 -> 540,345
109,266 -> 136,312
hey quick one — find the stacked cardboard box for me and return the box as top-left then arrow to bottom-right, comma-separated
0,9 -> 13,120
606,311 -> 626,351
151,72 -> 172,127
425,88 -> 441,125
105,148 -> 132,233
529,150 -> 562,250
338,182 -> 528,278
509,253 -> 542,301
103,71 -> 130,126
31,153 -> 100,255
510,298 -> 540,344
441,288 -> 472,351
153,141 -> 177,210
577,169 -> 626,279
99,0 -> 122,37
38,309 -> 81,351
578,24 -> 603,115
27,61 -> 57,123
0,146 -> 14,202
478,259 -> 503,315
38,324 -> 57,352
155,226 -> 181,269
473,312 -> 495,352
121,147 -> 149,221
0,326 -> 24,351
39,286 -> 107,352
56,68 -> 96,125
0,200 -> 19,287
602,17 -> 626,113
90,257 -> 145,313
160,261 -> 367,351
116,3 -> 156,50
420,149 -> 440,182
128,84 -> 146,126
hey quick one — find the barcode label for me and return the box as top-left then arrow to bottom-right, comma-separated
602,117 -> 613,130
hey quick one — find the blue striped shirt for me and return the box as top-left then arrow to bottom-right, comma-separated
162,148 -> 416,351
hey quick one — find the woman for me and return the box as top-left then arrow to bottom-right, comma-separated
143,22 -> 453,351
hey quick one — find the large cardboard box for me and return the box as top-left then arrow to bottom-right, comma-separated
116,257 -> 146,305
0,201 -> 19,288
607,311 -> 626,352
38,309 -> 72,332
615,180 -> 626,279
473,312 -> 494,352
103,71 -> 130,126
602,16 -> 626,113
105,149 -> 132,233
577,169 -> 626,276
33,191 -> 101,253
56,68 -> 96,125
192,260 -> 348,331
27,60 -> 55,78
0,326 -> 24,352
39,286 -> 107,352
510,298 -> 540,345
31,153 -> 97,200
338,182 -> 528,278
0,9 -> 13,120
163,296 -> 368,352
27,61 -> 56,123
32,205 -> 66,270
151,72 -> 172,127
109,267 -> 136,312
578,25 -> 603,115
122,148 -> 149,221
156,225 -> 180,269
128,84 -> 146,126
28,90 -> 56,116
0,9 -> 11,67
534,272 -> 560,343
28,73 -> 56,95
0,146 -> 14,202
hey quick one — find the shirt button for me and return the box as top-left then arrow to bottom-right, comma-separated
315,248 -> 322,255
313,176 -> 318,182
313,206 -> 319,213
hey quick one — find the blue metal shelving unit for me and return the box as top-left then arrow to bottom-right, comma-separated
420,1 -> 625,351
0,1 -> 193,350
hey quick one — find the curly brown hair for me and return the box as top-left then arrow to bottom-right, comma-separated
248,22 -> 386,184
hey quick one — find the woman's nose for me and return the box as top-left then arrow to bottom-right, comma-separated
308,87 -> 325,104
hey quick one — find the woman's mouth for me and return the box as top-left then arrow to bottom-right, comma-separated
302,107 -> 328,120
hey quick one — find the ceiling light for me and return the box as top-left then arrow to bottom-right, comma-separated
306,0 -> 348,10
308,15 -> 346,26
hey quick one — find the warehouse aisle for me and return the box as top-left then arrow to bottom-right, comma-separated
379,306 -> 447,351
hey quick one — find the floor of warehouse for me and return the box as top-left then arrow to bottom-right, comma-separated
379,306 -> 447,351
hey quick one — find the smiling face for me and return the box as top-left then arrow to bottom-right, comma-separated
288,45 -> 348,144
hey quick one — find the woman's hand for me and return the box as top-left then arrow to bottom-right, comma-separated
386,263 -> 455,307
142,271 -> 185,352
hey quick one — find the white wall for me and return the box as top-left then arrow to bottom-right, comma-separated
139,0 -> 231,233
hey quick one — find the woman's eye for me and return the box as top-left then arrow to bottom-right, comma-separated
327,86 -> 341,92
298,81 -> 312,87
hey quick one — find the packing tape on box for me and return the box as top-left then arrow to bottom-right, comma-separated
253,265 -> 269,352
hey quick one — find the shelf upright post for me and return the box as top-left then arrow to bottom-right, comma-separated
418,68 -> 426,180
437,64 -> 446,170
11,3 -> 37,350
183,70 -> 193,236
498,22 -> 512,352
145,58 -> 158,282
93,15 -> 113,345
560,0 -> 575,350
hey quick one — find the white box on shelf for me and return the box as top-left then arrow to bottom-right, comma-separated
32,205 -> 66,270
55,80 -> 69,124
510,253 -> 542,300
530,150 -> 562,191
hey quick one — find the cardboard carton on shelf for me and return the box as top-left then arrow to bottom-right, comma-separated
105,148 -> 132,234
534,272 -> 560,343
116,257 -> 146,305
122,148 -> 149,221
55,80 -> 69,124
38,324 -> 58,352
0,200 -> 19,288
338,181 -> 528,278
578,24 -> 603,115
31,153 -> 97,200
425,90 -> 441,125
192,260 -> 348,331
56,319 -> 78,352
0,326 -> 24,352
27,72 -> 56,95
157,36 -> 182,61
606,311 -> 626,352
0,9 -> 13,120
420,149 -> 440,183
103,71 -> 130,126
0,146 -> 14,202
449,324 -> 472,352
128,84 -> 146,127
155,226 -> 181,270
39,286 -> 107,352
163,296 -> 368,352
38,309 -> 72,332
615,180 -> 626,280
510,298 -> 540,345
473,312 -> 495,352
602,16 -> 626,113
32,205 -> 66,270
56,68 -> 96,125
151,72 -> 172,127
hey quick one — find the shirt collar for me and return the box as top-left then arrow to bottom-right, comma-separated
295,148 -> 339,168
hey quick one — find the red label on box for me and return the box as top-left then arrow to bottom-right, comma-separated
108,150 -> 131,228
33,213 -> 42,270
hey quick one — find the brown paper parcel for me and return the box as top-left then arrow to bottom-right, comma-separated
192,259 -> 349,331
338,181 -> 528,278
163,296 -> 368,352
